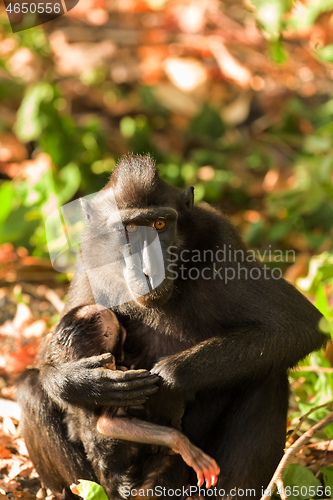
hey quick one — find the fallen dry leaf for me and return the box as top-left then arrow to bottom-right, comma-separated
22,320 -> 47,339
12,304 -> 33,332
0,446 -> 12,459
49,31 -> 116,77
0,477 -> 20,493
7,48 -> 42,83
3,416 -> 17,437
0,342 -> 40,374
209,37 -> 252,88
13,491 -> 37,500
164,57 -> 207,92
0,400 -> 21,421
0,134 -> 27,163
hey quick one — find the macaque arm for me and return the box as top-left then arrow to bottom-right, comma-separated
151,318 -> 326,399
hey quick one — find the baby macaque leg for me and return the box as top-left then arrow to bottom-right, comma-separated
97,415 -> 219,489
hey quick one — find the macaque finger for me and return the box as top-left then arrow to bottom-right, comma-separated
107,375 -> 160,390
211,474 -> 218,486
102,396 -> 148,407
205,473 -> 211,489
196,474 -> 204,487
107,385 -> 158,400
116,370 -> 160,382
101,389 -> 153,404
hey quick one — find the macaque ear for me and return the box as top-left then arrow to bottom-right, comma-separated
80,198 -> 94,225
182,186 -> 194,209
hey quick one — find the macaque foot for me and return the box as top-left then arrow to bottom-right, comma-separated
171,432 -> 220,489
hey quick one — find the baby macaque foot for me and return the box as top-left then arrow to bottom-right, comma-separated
171,432 -> 220,489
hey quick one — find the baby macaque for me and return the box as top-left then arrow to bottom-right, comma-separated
43,304 -> 219,496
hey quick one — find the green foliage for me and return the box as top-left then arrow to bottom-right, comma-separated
288,0 -> 333,30
282,464 -> 322,500
288,251 -> 333,436
269,39 -> 288,64
189,104 -> 225,141
321,466 -> 333,496
0,182 -> 15,224
251,0 -> 292,40
14,83 -> 106,169
298,253 -> 333,296
2,0 -> 333,493
75,481 -> 108,500
316,44 -> 333,63
251,0 -> 333,74
0,77 -> 113,253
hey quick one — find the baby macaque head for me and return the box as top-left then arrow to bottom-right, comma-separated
74,304 -> 126,365
44,304 -> 126,366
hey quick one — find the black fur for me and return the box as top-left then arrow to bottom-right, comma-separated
23,306 -> 186,500
17,154 -> 327,500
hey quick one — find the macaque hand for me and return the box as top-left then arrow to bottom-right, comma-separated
151,355 -> 179,388
43,353 -> 160,407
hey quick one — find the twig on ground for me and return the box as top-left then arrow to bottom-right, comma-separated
287,400 -> 333,445
296,366 -> 333,373
260,410 -> 333,500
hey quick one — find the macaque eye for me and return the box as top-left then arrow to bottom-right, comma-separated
126,223 -> 138,233
154,220 -> 166,231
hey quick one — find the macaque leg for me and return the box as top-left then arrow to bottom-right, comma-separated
97,415 -> 220,489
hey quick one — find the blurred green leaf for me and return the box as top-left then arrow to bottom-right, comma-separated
193,183 -> 205,202
251,0 -> 292,39
297,252 -> 333,294
245,220 -> 266,247
304,135 -> 331,154
180,163 -> 197,182
315,285 -> 329,317
319,316 -> 333,336
269,39 -> 288,64
56,164 -> 81,205
190,149 -> 227,168
0,205 -> 40,247
288,0 -> 333,30
321,465 -> 333,496
268,220 -> 293,241
317,44 -> 333,63
76,481 -> 108,500
120,116 -> 136,138
283,464 -> 321,500
190,104 -> 225,140
14,83 -> 53,142
0,182 -> 15,223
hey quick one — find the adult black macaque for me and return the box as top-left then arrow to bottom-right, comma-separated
35,303 -> 219,499
17,154 -> 327,500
